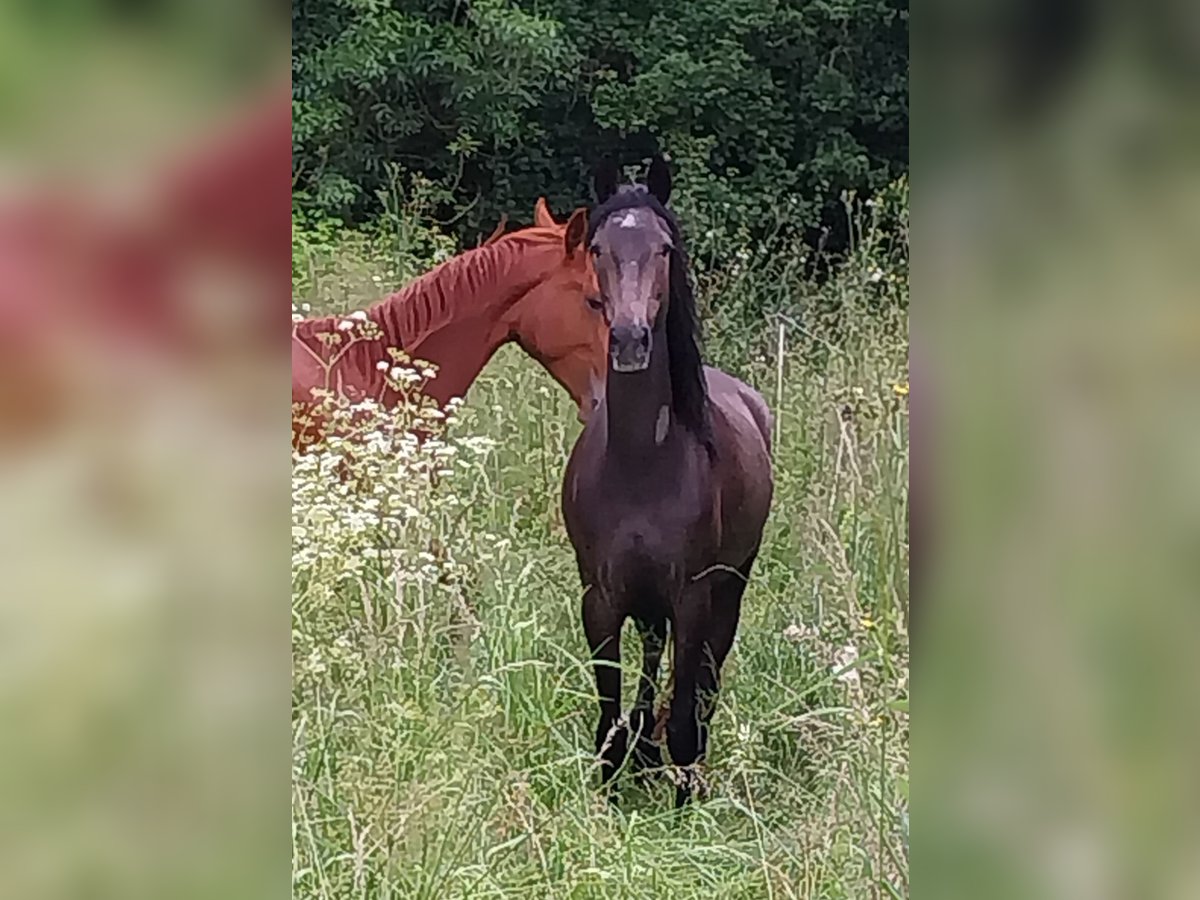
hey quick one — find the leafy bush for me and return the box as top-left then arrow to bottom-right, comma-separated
292,0 -> 907,248
293,170 -> 458,315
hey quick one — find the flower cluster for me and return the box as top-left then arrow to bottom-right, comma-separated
292,359 -> 494,683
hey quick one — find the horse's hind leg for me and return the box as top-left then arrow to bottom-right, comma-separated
630,615 -> 666,774
582,591 -> 628,797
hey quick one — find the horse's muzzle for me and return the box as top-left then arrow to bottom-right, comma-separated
610,323 -> 651,372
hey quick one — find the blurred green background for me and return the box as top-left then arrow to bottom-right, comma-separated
1,3 -> 288,900
3,0 -> 1198,898
917,0 -> 1200,897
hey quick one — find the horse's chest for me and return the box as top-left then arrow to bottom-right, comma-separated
574,476 -> 712,570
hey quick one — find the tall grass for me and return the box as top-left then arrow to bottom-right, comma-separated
292,194 -> 909,899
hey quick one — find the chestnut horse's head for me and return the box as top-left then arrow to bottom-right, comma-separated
509,199 -> 607,423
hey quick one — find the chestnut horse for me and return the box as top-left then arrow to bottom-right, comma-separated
562,158 -> 773,807
291,201 -> 605,449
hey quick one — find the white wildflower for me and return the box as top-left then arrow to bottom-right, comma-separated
391,366 -> 420,384
376,360 -> 390,371
304,648 -> 327,676
833,643 -> 860,686
349,310 -> 368,321
337,319 -> 355,332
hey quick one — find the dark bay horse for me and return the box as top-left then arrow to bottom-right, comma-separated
291,203 -> 606,450
562,158 -> 773,807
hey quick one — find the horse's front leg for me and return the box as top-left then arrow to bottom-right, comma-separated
630,615 -> 666,774
666,583 -> 711,808
582,588 -> 627,798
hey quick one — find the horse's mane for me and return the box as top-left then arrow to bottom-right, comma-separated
295,228 -> 563,349
588,188 -> 713,450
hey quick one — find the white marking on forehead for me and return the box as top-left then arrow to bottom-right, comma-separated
655,404 -> 670,444
617,212 -> 638,228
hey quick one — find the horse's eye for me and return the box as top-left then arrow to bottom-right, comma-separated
660,245 -> 673,257
585,294 -> 603,312
589,244 -> 601,257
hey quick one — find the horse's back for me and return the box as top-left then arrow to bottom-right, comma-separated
705,366 -> 772,454
705,367 -> 773,463
704,366 -> 774,561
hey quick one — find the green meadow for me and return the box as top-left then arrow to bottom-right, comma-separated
292,194 -> 908,899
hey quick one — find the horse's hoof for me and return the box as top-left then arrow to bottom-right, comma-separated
670,764 -> 708,807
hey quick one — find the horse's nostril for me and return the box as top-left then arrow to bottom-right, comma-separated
609,323 -> 652,371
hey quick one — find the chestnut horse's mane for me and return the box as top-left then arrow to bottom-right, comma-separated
294,226 -> 564,350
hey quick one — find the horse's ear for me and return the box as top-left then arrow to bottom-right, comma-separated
564,207 -> 588,258
534,197 -> 556,228
647,155 -> 672,204
593,160 -> 619,204
479,213 -> 508,247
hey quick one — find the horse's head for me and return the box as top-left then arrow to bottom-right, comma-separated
510,200 -> 607,423
587,157 -> 675,373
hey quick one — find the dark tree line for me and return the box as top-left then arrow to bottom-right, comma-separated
293,0 -> 907,250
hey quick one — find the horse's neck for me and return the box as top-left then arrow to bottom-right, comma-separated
605,321 -> 675,460
369,243 -> 530,346
404,315 -> 507,408
365,241 -> 551,398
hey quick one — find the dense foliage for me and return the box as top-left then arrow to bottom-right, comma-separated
292,0 -> 907,247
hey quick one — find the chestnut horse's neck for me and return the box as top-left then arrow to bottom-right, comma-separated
294,236 -> 560,408
605,318 -> 675,461
367,238 -> 555,404
368,237 -> 554,350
